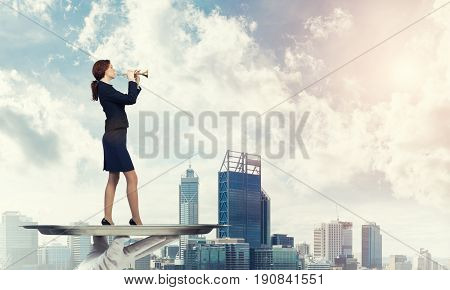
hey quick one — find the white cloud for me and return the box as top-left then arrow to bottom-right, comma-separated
0,68 -> 104,225
282,1 -> 450,213
44,53 -> 65,66
1,0 -> 449,257
7,0 -> 56,24
76,0 -> 112,51
64,0 -> 73,12
304,7 -> 353,39
69,0 -> 450,217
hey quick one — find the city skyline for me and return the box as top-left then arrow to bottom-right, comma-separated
1,146 -> 447,270
1,148 -> 448,269
1,210 -> 445,270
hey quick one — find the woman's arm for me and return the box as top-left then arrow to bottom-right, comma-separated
103,81 -> 142,105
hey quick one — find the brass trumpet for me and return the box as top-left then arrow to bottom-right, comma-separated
119,69 -> 149,78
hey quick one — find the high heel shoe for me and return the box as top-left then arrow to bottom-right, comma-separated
101,217 -> 113,225
129,218 -> 137,225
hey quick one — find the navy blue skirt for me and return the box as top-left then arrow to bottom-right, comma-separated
102,128 -> 134,172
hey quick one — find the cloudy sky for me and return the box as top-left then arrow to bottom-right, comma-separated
0,0 -> 449,263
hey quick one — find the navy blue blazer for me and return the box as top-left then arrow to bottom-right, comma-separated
98,80 -> 142,132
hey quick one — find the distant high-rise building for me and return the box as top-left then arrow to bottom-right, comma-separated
271,234 -> 294,248
251,245 -> 298,270
272,244 -> 297,270
135,255 -> 151,270
178,163 -> 199,261
296,242 -> 310,257
313,220 -> 353,264
333,254 -> 358,270
361,223 -> 382,269
38,243 -> 71,270
161,245 -> 180,259
340,221 -> 353,257
324,221 -> 342,263
184,241 -> 226,270
184,236 -> 207,269
261,189 -> 271,246
184,237 -> 249,270
314,225 -> 325,259
417,248 -> 432,270
250,247 -> 272,270
68,221 -> 91,269
218,150 -> 263,249
0,211 -> 38,270
212,238 -> 250,270
389,255 -> 412,270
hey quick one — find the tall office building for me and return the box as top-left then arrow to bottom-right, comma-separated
389,255 -> 412,270
272,245 -> 298,270
313,225 -> 325,259
184,236 -> 207,269
218,150 -> 263,249
261,189 -> 271,246
250,247 -> 272,270
324,221 -> 342,262
68,221 -> 91,269
0,211 -> 38,270
184,241 -> 226,270
212,238 -> 250,270
361,222 -> 382,269
417,248 -> 432,270
135,255 -> 151,270
251,245 -> 298,270
333,254 -> 358,270
38,243 -> 71,270
313,220 -> 353,264
178,163 -> 199,261
271,234 -> 294,248
340,221 -> 353,257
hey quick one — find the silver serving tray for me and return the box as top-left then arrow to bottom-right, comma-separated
22,224 -> 226,236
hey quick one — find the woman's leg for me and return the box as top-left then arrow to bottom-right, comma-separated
104,172 -> 119,224
123,169 -> 143,225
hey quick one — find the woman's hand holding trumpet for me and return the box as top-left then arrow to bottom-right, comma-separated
125,69 -> 148,89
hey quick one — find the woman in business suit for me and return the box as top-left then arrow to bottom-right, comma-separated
91,59 -> 143,226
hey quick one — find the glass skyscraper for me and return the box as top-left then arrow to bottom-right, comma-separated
362,222 -> 382,269
272,246 -> 298,269
251,247 -> 273,270
185,242 -> 226,270
218,150 -> 264,249
271,234 -> 294,248
213,238 -> 250,270
261,189 -> 271,246
184,237 -> 207,270
178,163 -> 199,261
185,238 -> 249,270
251,245 -> 298,269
